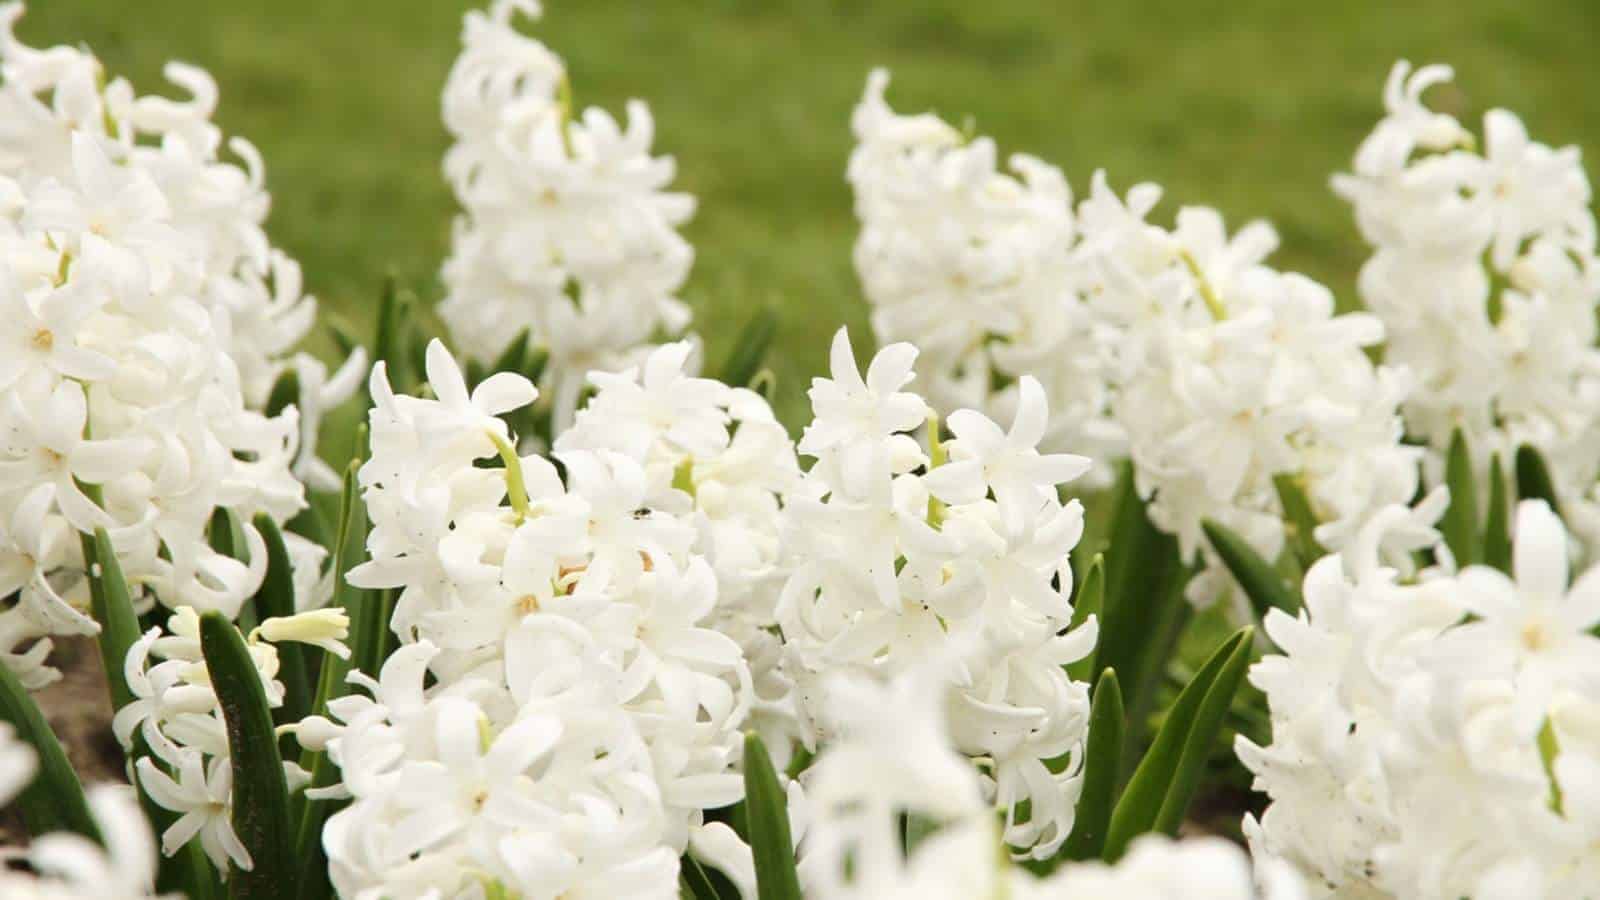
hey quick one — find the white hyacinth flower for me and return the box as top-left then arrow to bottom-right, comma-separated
438,0 -> 697,430
1242,497 -> 1600,897
1336,60 -> 1600,553
779,327 -> 1096,859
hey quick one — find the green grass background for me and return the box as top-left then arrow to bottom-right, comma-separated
21,0 -> 1600,427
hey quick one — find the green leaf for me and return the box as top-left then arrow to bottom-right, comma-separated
1201,519 -> 1297,620
743,733 -> 802,900
1093,462 -> 1184,732
1152,626 -> 1254,835
407,327 -> 432,396
1060,669 -> 1123,862
293,456 -> 370,900
208,509 -> 255,630
1064,555 -> 1104,684
327,316 -> 361,358
1484,454 -> 1512,574
749,369 -> 777,400
716,307 -> 779,388
252,515 -> 310,731
488,328 -> 531,382
1516,444 -> 1560,515
522,345 -> 550,385
903,813 -> 941,854
84,527 -> 142,712
1539,717 -> 1564,815
84,529 -> 217,898
1441,428 -> 1478,567
680,853 -> 740,900
199,612 -> 294,897
0,660 -> 99,842
373,274 -> 401,367
1103,627 -> 1252,861
349,586 -> 394,686
286,493 -> 334,552
1271,473 -> 1325,567
265,369 -> 300,419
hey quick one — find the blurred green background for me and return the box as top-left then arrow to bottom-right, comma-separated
21,0 -> 1600,427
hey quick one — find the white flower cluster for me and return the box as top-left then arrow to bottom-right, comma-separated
117,606 -> 348,874
848,70 -> 1419,609
1241,499 -> 1600,897
798,667 -> 1304,899
0,724 -> 169,899
318,340 -> 759,898
0,3 -> 364,493
0,4 -> 351,689
778,328 -> 1096,859
848,71 -> 1122,481
438,0 -> 696,428
1074,175 -> 1419,605
554,340 -> 805,759
1336,63 -> 1600,542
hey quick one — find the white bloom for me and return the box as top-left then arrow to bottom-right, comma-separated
924,375 -> 1092,529
252,608 -> 352,660
1242,498 -> 1600,898
438,0 -> 696,429
0,2 -> 339,685
136,751 -> 251,874
1442,501 -> 1600,733
1336,61 -> 1600,548
556,340 -> 804,764
780,327 -> 1094,859
798,667 -> 1300,900
797,328 -> 931,501
329,339 -> 765,897
848,71 -> 1122,483
851,68 -> 1417,613
1,723 -> 173,898
1078,183 -> 1415,609
0,719 -> 36,804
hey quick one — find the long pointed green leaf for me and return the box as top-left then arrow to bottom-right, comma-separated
293,456 -> 369,900
1484,454 -> 1512,574
1094,461 -> 1182,717
86,529 -> 216,897
1441,428 -> 1478,567
85,527 -> 141,712
208,509 -> 256,630
1202,520 -> 1297,620
0,660 -> 99,841
349,582 -> 389,684
716,308 -> 779,388
1516,444 -> 1560,515
488,328 -> 531,382
327,317 -> 360,358
1271,473 -> 1324,568
1060,669 -> 1123,862
680,853 -> 739,900
1152,626 -> 1255,835
1103,627 -> 1250,861
252,515 -> 309,731
743,733 -> 801,900
199,612 -> 293,898
265,369 -> 300,419
373,274 -> 400,368
1064,555 -> 1104,684
522,345 -> 550,385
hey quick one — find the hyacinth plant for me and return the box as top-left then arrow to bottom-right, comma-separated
2,1 -> 1599,899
